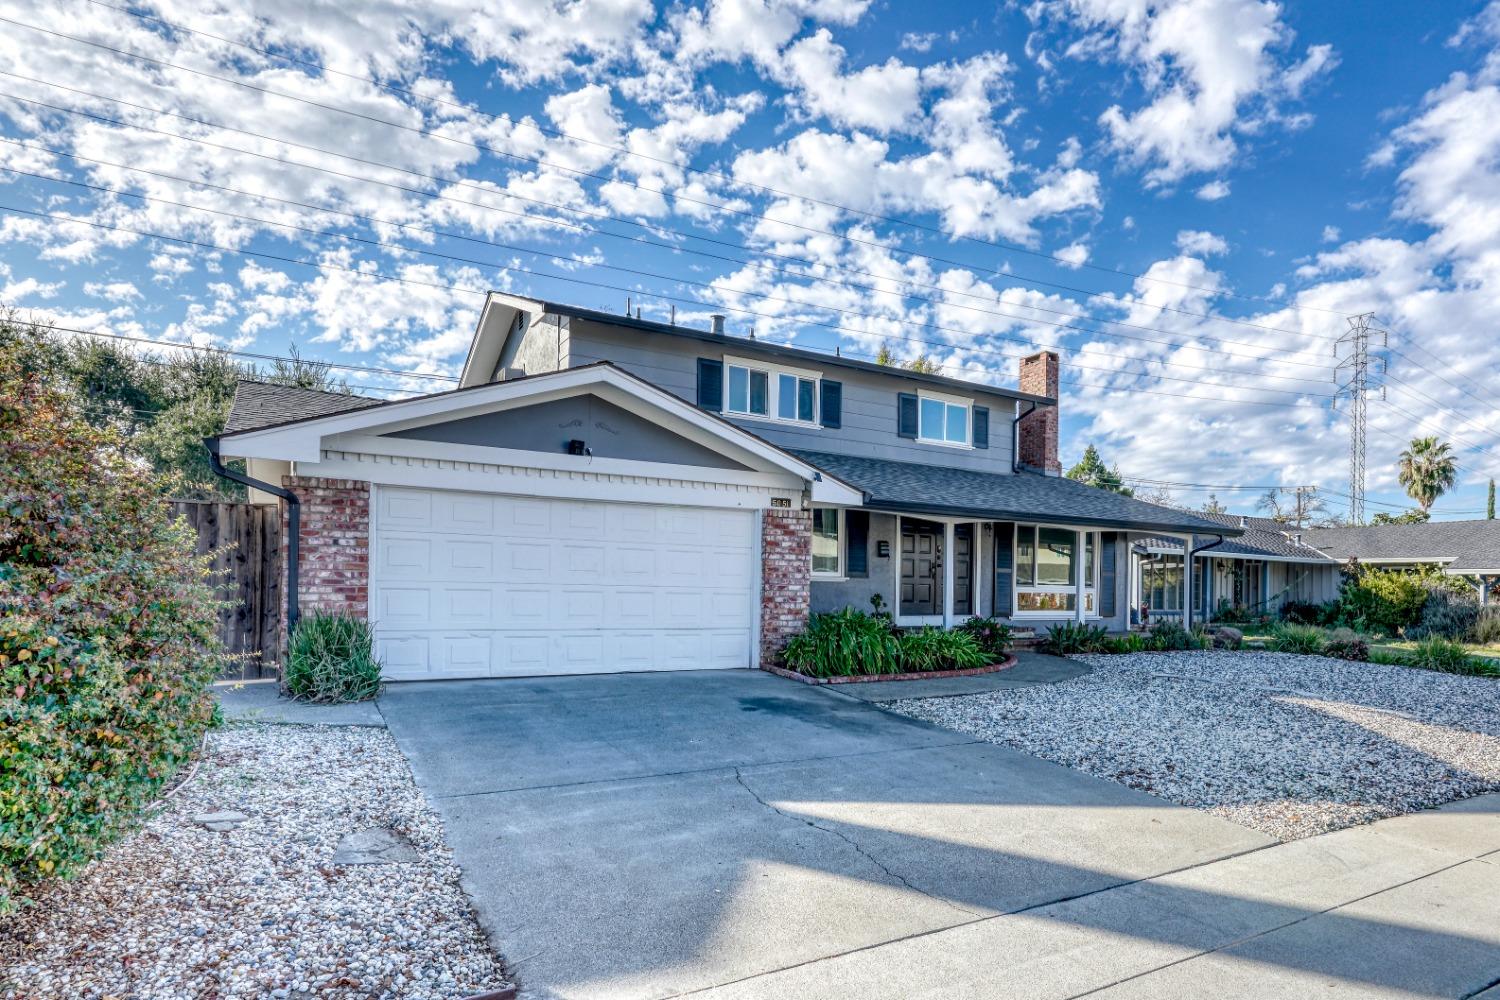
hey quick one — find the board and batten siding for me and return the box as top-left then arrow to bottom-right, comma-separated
566,319 -> 1020,474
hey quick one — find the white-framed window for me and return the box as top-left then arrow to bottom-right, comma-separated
811,507 -> 843,577
1141,552 -> 1183,612
917,390 -> 971,447
1013,524 -> 1100,615
725,356 -> 820,426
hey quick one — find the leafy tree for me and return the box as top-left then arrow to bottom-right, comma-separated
1397,436 -> 1458,513
1064,444 -> 1133,495
1489,478 -> 1495,520
905,355 -> 940,374
875,343 -> 895,366
1201,493 -> 1228,514
1371,508 -> 1431,525
1256,487 -> 1331,528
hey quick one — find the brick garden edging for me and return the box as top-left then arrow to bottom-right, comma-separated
764,652 -> 1018,685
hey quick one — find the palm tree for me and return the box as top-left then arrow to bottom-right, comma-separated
1397,436 -> 1458,513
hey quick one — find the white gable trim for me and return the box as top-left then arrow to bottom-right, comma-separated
458,291 -> 547,388
221,363 -> 863,505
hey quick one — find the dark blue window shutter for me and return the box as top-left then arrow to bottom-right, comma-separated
897,392 -> 918,438
993,521 -> 1014,616
820,379 -> 842,428
846,510 -> 869,577
696,358 -> 723,411
973,406 -> 989,449
1100,532 -> 1117,618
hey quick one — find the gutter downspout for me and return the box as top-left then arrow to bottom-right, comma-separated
204,437 -> 300,632
1012,401 -> 1039,474
1189,533 -> 1226,626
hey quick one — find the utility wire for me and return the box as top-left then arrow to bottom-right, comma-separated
2,162 -> 1342,400
0,79 -> 1343,365
13,11 -> 1337,314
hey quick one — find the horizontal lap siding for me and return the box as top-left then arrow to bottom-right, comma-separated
568,320 -> 1018,474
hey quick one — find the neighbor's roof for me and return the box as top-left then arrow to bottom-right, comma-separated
222,381 -> 384,434
791,451 -> 1241,536
1133,512 -> 1338,562
1303,519 -> 1500,573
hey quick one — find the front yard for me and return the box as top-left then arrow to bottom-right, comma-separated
891,650 -> 1500,840
0,723 -> 511,1000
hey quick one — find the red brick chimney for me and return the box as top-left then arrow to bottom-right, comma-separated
1017,351 -> 1061,475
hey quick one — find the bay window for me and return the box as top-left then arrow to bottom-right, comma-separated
1013,524 -> 1099,615
811,508 -> 842,576
917,392 -> 970,446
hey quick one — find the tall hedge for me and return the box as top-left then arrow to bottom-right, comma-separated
0,334 -> 228,910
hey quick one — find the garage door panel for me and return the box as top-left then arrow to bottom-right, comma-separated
373,488 -> 757,678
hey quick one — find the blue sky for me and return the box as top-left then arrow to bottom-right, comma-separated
1,0 -> 1497,520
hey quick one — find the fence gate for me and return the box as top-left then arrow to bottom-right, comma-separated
169,500 -> 282,679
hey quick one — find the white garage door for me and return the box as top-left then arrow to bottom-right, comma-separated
371,486 -> 758,680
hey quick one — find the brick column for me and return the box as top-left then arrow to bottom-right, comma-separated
281,476 -> 371,628
760,506 -> 812,667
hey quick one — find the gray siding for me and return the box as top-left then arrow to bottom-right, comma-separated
810,513 -> 900,614
386,394 -> 749,470
566,319 -> 1019,475
1269,561 -> 1341,607
498,313 -> 569,379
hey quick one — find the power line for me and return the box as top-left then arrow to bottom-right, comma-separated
2,162 -> 1343,401
16,10 -> 1338,315
0,67 -> 1344,352
0,79 -> 1346,368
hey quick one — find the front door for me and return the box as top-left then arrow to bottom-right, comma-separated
900,518 -> 943,616
953,524 -> 974,616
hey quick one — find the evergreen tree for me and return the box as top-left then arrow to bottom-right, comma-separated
1201,493 -> 1228,514
1064,444 -> 1133,496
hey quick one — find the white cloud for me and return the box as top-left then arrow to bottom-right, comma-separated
83,280 -> 142,302
1174,229 -> 1229,256
1055,241 -> 1090,268
1196,179 -> 1231,200
777,29 -> 923,133
1321,225 -> 1341,243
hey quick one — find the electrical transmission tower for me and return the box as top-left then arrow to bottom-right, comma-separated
1334,313 -> 1387,524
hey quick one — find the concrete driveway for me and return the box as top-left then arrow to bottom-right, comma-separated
379,669 -> 1500,1000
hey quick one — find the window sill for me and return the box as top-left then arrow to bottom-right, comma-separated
726,411 -> 822,430
811,575 -> 848,583
915,436 -> 972,450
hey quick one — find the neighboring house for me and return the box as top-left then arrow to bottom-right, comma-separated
1129,513 -> 1342,624
214,292 -> 1237,681
1303,520 -> 1500,604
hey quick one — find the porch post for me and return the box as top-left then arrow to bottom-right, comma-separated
942,520 -> 956,627
1181,535 -> 1194,631
1075,528 -> 1087,624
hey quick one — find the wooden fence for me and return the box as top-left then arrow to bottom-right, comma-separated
169,500 -> 282,679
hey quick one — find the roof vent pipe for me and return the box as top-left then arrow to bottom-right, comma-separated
710,314 -> 725,335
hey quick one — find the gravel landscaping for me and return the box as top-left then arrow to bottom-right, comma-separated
0,723 -> 511,1000
891,650 -> 1500,841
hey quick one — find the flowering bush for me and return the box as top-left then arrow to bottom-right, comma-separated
0,335 -> 228,911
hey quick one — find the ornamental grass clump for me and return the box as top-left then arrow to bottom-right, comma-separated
1267,622 -> 1327,656
896,627 -> 989,672
782,608 -> 900,678
284,611 -> 383,703
1,333 -> 229,912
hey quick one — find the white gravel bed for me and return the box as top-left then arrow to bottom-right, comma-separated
1,724 -> 511,1000
890,650 -> 1500,840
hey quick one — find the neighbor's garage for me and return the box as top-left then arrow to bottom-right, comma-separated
371,486 -> 758,680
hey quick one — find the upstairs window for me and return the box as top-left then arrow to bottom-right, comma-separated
727,364 -> 769,416
917,392 -> 970,446
724,356 -> 820,425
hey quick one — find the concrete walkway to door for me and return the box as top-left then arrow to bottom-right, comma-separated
378,669 -> 1500,1000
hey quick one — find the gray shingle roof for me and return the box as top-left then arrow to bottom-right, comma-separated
1303,520 -> 1500,573
222,381 -> 384,434
1133,512 -> 1338,562
791,450 -> 1240,536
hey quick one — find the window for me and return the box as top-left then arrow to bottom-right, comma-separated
1013,524 -> 1099,617
812,508 -> 842,576
1141,553 -> 1183,612
727,364 -> 768,416
917,392 -> 970,446
725,357 -> 819,424
777,372 -> 817,422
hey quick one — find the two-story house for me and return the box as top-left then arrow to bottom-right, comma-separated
215,292 -> 1237,680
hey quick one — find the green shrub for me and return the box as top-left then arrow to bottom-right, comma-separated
956,616 -> 1013,658
783,608 -> 900,678
1,341 -> 228,911
1147,620 -> 1193,651
1267,623 -> 1327,655
1405,637 -> 1490,676
1042,622 -> 1110,655
1368,648 -> 1411,667
284,611 -> 383,703
1407,589 -> 1480,642
896,627 -> 989,672
1116,632 -> 1150,654
1337,569 -> 1429,636
1322,627 -> 1369,661
1472,606 -> 1500,646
